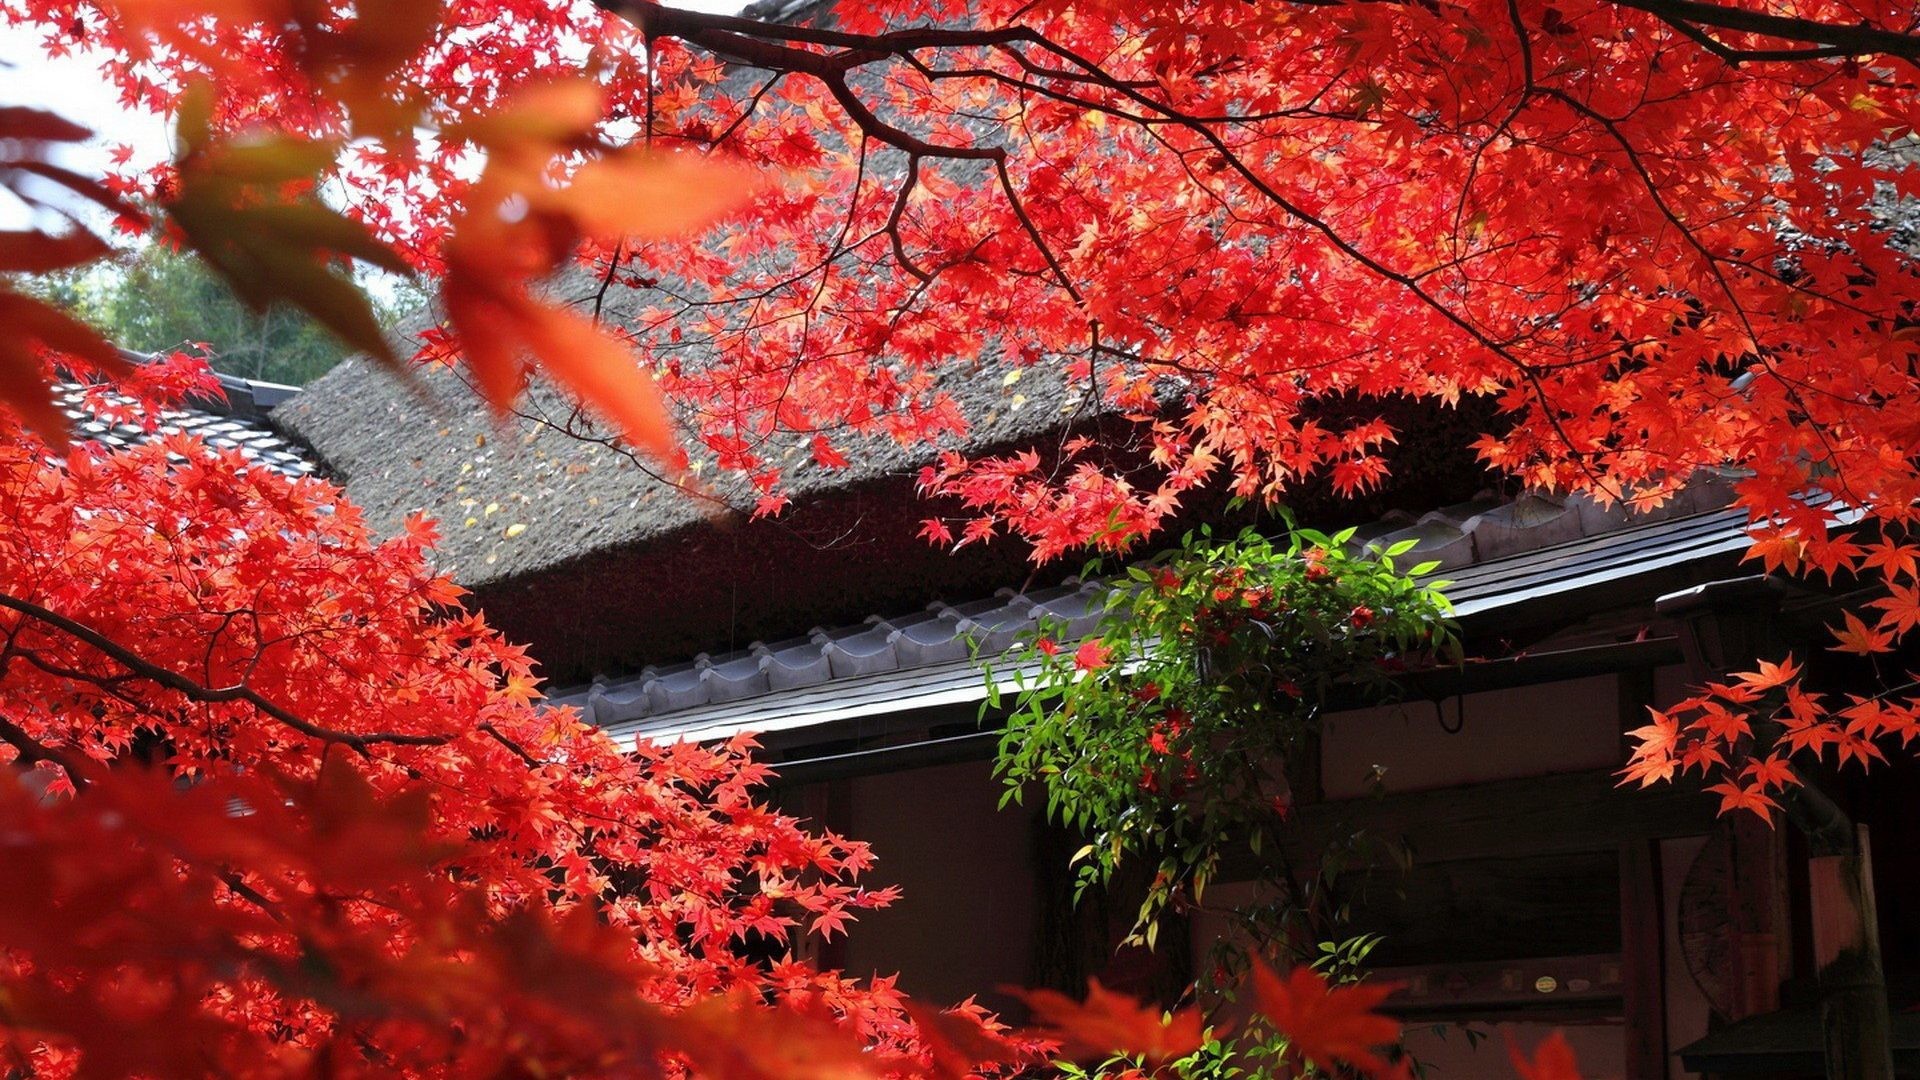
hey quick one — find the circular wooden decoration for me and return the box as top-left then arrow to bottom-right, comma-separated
1679,832 -> 1737,1018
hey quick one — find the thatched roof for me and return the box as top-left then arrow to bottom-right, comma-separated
277,289 -> 1091,591
272,256 -> 1152,681
278,18 -> 1083,596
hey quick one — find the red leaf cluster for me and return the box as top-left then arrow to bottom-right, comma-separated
0,407 -> 937,1074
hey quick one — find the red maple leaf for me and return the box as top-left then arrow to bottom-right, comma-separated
1074,638 -> 1113,672
1871,583 -> 1920,636
1508,1031 -> 1583,1080
1731,655 -> 1801,692
1248,961 -> 1400,1075
1706,780 -> 1781,821
1013,979 -> 1206,1064
1830,610 -> 1894,656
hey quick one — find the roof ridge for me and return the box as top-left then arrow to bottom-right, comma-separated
114,348 -> 302,420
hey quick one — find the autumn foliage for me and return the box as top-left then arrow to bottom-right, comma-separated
4,0 -> 1914,543
1,0 -> 1917,1070
0,384 -> 953,1073
0,106 -> 134,443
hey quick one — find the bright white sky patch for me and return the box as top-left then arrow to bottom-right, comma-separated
0,28 -> 170,231
0,0 -> 746,231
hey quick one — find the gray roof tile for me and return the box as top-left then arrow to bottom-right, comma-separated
587,495 -> 1799,752
53,375 -> 315,478
1371,519 -> 1474,570
891,610 -> 977,666
823,625 -> 900,678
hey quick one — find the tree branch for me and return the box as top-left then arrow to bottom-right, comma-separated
607,0 -> 1920,67
0,591 -> 455,753
1608,0 -> 1920,60
0,712 -> 91,790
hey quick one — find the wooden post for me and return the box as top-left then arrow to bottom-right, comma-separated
1620,839 -> 1668,1080
812,777 -> 853,971
1617,667 -> 1669,1080
1726,814 -> 1787,1018
1808,825 -> 1893,1080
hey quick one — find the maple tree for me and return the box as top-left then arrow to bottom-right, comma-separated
0,371 -> 965,1074
0,146 -> 1530,1072
0,0 -> 1914,1070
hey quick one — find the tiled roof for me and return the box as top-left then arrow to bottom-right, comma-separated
57,364 -> 314,478
559,577 -> 1110,741
556,469 -> 1756,746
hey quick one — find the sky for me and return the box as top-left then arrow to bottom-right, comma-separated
0,0 -> 744,231
0,26 -> 171,229
0,32 -> 171,156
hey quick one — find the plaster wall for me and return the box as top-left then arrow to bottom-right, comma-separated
838,758 -> 1040,1013
1319,674 -> 1624,799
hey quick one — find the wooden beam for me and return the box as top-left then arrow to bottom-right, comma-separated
1347,851 -> 1621,967
1247,769 -> 1717,874
1389,637 -> 1683,703
1378,952 -> 1624,1020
